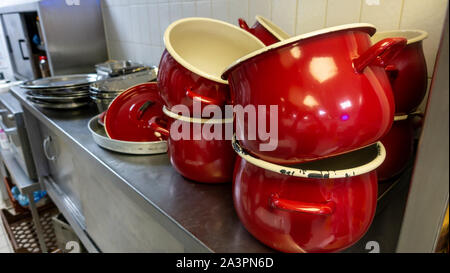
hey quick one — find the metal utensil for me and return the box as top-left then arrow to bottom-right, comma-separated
88,115 -> 167,155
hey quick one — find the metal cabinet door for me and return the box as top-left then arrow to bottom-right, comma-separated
2,13 -> 36,79
38,123 -> 85,226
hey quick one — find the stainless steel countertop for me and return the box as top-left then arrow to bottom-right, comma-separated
10,85 -> 272,253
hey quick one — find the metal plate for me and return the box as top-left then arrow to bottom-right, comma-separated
27,97 -> 90,109
20,74 -> 98,89
26,92 -> 89,101
88,115 -> 167,155
89,68 -> 157,93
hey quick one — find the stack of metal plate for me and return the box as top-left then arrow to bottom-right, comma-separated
21,74 -> 98,109
89,67 -> 158,113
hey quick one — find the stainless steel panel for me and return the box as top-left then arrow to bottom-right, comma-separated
1,13 -> 36,79
37,0 -> 107,75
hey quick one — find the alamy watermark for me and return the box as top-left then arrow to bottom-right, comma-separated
166,99 -> 279,152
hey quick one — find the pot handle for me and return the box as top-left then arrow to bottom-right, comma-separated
149,116 -> 170,137
270,194 -> 335,216
186,88 -> 225,105
353,37 -> 407,73
238,18 -> 251,32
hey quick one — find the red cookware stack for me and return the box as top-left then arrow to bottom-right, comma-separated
152,17 -> 266,183
221,23 -> 408,252
371,30 -> 429,182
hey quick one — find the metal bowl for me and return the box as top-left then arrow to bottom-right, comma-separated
88,114 -> 167,155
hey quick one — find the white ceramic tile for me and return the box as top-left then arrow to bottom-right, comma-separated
360,0 -> 403,31
212,0 -> 229,23
249,0 -> 271,21
140,5 -> 151,44
148,4 -> 161,46
182,1 -> 196,18
228,0 -> 249,24
296,0 -> 327,34
400,0 -> 448,77
158,2 -> 170,46
130,5 -> 141,43
271,0 -> 297,36
140,44 -> 154,66
326,0 -> 362,27
196,0 -> 212,18
120,5 -> 132,42
169,2 -> 183,22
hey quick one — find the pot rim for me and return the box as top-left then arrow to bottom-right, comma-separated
232,135 -> 386,179
163,105 -> 234,124
372,29 -> 428,45
255,15 -> 290,41
164,17 -> 266,85
221,23 -> 376,79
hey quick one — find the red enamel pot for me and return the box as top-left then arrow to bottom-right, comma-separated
238,15 -> 290,46
222,23 -> 406,165
158,17 -> 265,113
377,115 -> 415,181
372,30 -> 428,114
232,137 -> 386,253
150,106 -> 236,183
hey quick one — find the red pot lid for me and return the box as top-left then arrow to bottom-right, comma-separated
98,111 -> 106,126
105,82 -> 167,142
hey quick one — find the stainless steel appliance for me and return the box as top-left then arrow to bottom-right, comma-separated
0,92 -> 37,180
0,0 -> 107,80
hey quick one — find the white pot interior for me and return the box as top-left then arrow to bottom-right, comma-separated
256,15 -> 290,40
164,17 -> 266,84
371,29 -> 428,45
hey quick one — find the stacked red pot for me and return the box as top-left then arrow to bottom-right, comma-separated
155,17 -> 265,183
371,30 -> 428,181
219,23 -> 409,252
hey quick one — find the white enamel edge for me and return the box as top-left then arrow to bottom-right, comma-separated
255,15 -> 290,41
232,135 -> 386,179
222,23 -> 377,79
164,17 -> 266,85
372,29 -> 428,45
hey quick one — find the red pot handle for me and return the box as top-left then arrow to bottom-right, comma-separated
270,194 -> 335,216
149,116 -> 170,137
238,18 -> 251,32
353,37 -> 407,73
186,88 -> 225,105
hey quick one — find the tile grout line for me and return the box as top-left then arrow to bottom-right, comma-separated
294,0 -> 299,35
324,0 -> 328,27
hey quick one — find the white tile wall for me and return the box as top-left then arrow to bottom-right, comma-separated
101,0 -> 448,81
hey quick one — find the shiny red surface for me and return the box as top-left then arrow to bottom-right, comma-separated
377,118 -> 414,181
151,117 -> 236,183
233,156 -> 378,253
104,83 -> 165,142
224,31 -> 405,164
157,49 -> 230,113
238,18 -> 280,46
385,41 -> 428,114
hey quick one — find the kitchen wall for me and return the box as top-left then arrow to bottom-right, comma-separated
101,0 -> 448,109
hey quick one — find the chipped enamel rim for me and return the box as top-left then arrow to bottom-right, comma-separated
372,29 -> 428,45
232,135 -> 386,179
255,15 -> 290,41
163,105 -> 234,124
222,23 -> 377,79
164,17 -> 266,85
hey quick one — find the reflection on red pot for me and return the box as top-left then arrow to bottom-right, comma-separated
222,23 -> 405,165
150,106 -> 236,183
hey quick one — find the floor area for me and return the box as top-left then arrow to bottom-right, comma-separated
0,198 -> 13,253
